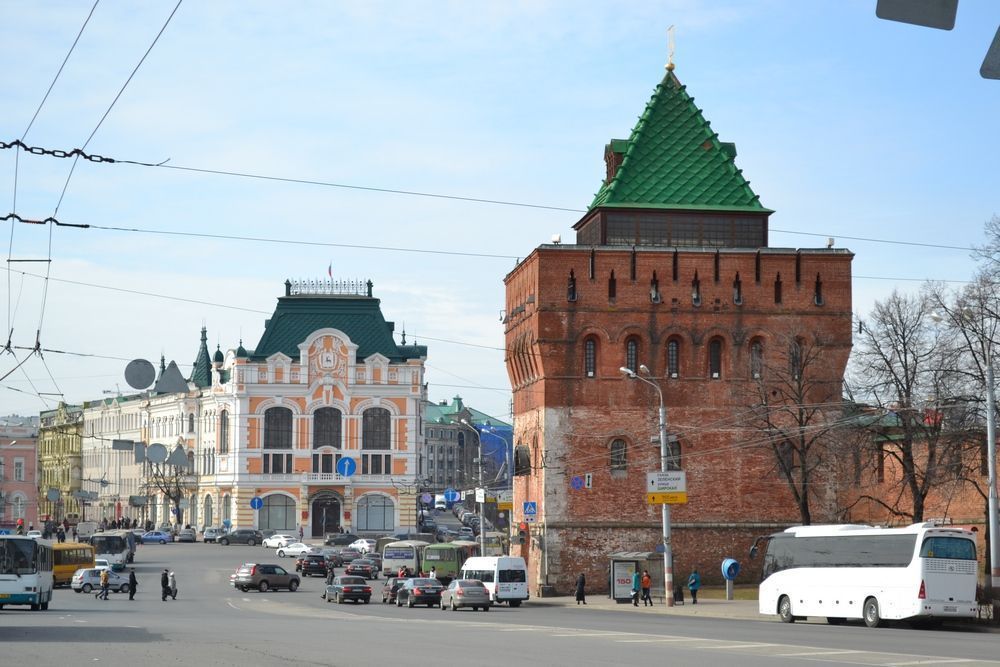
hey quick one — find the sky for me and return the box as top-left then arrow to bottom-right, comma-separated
0,1 -> 998,425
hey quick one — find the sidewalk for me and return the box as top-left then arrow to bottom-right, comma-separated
529,594 -> 762,621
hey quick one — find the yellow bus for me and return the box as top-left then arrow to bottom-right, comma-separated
52,542 -> 95,586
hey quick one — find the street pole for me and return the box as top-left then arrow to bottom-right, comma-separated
986,361 -> 999,592
621,366 -> 674,607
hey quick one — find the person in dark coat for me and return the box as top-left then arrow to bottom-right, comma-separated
161,569 -> 170,601
575,573 -> 587,605
128,569 -> 138,601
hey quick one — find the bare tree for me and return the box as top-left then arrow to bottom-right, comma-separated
747,334 -> 844,525
144,459 -> 193,527
847,290 -> 968,523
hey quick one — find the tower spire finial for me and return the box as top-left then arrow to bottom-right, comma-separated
666,25 -> 676,71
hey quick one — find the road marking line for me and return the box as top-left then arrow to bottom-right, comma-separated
777,650 -> 863,657
616,638 -> 703,643
551,633 -> 623,637
226,600 -> 241,610
712,644 -> 777,650
885,660 -> 974,666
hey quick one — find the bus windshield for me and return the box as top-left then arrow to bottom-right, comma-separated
383,547 -> 414,560
0,538 -> 38,574
422,548 -> 453,562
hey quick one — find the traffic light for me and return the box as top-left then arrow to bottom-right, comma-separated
514,522 -> 528,545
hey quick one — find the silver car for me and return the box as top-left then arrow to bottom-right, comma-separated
176,528 -> 196,543
439,579 -> 491,611
71,568 -> 131,594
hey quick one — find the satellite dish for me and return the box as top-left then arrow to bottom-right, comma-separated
146,443 -> 168,464
46,488 -> 61,502
125,359 -> 156,390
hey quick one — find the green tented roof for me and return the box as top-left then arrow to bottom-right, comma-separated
251,295 -> 426,363
590,70 -> 769,213
423,396 -> 510,428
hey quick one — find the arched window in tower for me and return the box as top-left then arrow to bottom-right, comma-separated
625,337 -> 639,372
584,337 -> 598,378
362,408 -> 391,450
630,247 -> 637,281
610,438 -> 627,473
709,338 -> 723,379
264,407 -> 293,449
219,410 -> 229,454
814,273 -> 824,306
713,251 -> 720,282
755,251 -> 761,283
608,270 -> 616,301
750,339 -> 764,380
790,337 -> 804,380
666,339 -> 680,378
188,413 -> 195,433
774,272 -> 783,304
795,251 -> 802,284
672,250 -> 679,282
650,271 -> 660,303
692,271 -> 701,307
567,270 -> 577,302
589,249 -> 595,279
733,272 -> 743,305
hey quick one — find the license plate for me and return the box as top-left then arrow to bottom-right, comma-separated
944,605 -> 958,612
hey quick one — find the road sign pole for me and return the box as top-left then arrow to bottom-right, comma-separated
658,402 -> 674,607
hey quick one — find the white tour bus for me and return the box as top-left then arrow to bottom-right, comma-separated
0,535 -> 54,610
460,555 -> 529,607
752,522 -> 978,627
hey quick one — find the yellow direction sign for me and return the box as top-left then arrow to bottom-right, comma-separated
646,492 -> 688,505
498,502 -> 513,511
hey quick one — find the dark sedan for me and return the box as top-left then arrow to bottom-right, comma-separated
324,575 -> 371,604
380,577 -> 405,604
396,578 -> 444,608
344,559 -> 378,579
218,529 -> 264,546
324,533 -> 359,546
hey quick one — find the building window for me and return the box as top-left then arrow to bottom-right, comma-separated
313,407 -> 342,449
667,339 -> 680,378
608,270 -> 617,301
650,271 -> 660,303
14,458 -> 25,481
219,410 -> 229,454
630,248 -> 637,281
774,272 -> 783,304
356,494 -> 395,532
778,441 -> 794,473
750,339 -> 764,379
222,494 -> 232,522
362,408 -> 391,450
362,453 -> 392,475
203,495 -> 213,528
610,439 -> 627,473
877,443 -> 885,483
567,270 -> 577,302
790,338 -> 803,380
814,273 -> 824,306
589,249 -> 595,280
263,453 -> 293,474
188,413 -> 195,433
11,494 -> 26,521
312,452 -> 341,474
709,339 -> 723,379
264,407 -> 293,449
584,337 -> 597,378
733,273 -> 743,305
625,338 -> 639,372
692,271 -> 701,306
259,494 -> 295,531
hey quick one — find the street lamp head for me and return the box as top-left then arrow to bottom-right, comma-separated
639,364 -> 651,375
619,367 -> 636,378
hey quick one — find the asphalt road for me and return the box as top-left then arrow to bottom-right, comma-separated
2,541 -> 999,667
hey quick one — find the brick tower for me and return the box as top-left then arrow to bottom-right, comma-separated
504,66 -> 854,596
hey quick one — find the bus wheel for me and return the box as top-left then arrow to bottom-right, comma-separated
826,617 -> 845,625
864,597 -> 884,628
778,596 -> 795,623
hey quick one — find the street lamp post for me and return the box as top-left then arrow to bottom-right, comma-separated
460,419 -> 486,556
620,364 -> 675,607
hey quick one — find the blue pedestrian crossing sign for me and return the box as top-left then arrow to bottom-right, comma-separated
250,496 -> 263,510
336,457 -> 357,477
523,501 -> 537,516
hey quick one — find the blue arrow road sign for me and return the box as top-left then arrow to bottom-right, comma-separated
250,496 -> 263,510
336,457 -> 357,477
444,488 -> 460,503
571,476 -> 584,490
523,501 -> 537,516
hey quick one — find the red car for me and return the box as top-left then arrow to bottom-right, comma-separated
344,559 -> 378,579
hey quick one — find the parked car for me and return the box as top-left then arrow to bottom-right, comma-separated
297,554 -> 329,577
71,567 -> 131,594
345,559 -> 378,579
337,548 -> 362,563
324,533 -> 358,546
218,529 -> 264,546
202,527 -> 223,543
276,542 -> 319,558
380,577 -> 406,604
318,548 -> 345,567
26,530 -> 43,539
349,538 -> 377,554
440,579 -> 491,611
324,575 -> 372,604
396,578 -> 444,608
175,528 -> 196,543
231,563 -> 300,592
262,534 -> 296,548
457,527 -> 474,539
142,530 -> 173,544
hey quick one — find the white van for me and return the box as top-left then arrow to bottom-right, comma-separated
460,556 -> 529,607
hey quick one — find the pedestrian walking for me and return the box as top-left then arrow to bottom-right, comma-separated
687,568 -> 701,605
640,570 -> 653,606
298,525 -> 304,540
97,568 -> 110,600
128,569 -> 137,601
631,570 -> 640,607
161,569 -> 170,601
428,567 -> 437,580
168,571 -> 178,600
575,572 -> 587,605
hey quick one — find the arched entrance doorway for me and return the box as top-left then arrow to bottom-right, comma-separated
310,493 -> 341,538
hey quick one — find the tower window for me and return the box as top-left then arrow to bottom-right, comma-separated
750,340 -> 763,380
625,338 -> 639,372
692,271 -> 701,307
733,272 -> 743,305
608,270 -> 617,301
650,271 -> 660,303
567,270 -> 577,302
610,439 -> 627,472
814,273 -> 823,306
667,339 -> 680,378
584,337 -> 597,378
774,272 -> 782,304
709,339 -> 723,379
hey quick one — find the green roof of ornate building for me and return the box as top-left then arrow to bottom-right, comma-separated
589,69 -> 770,213
190,327 -> 212,388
